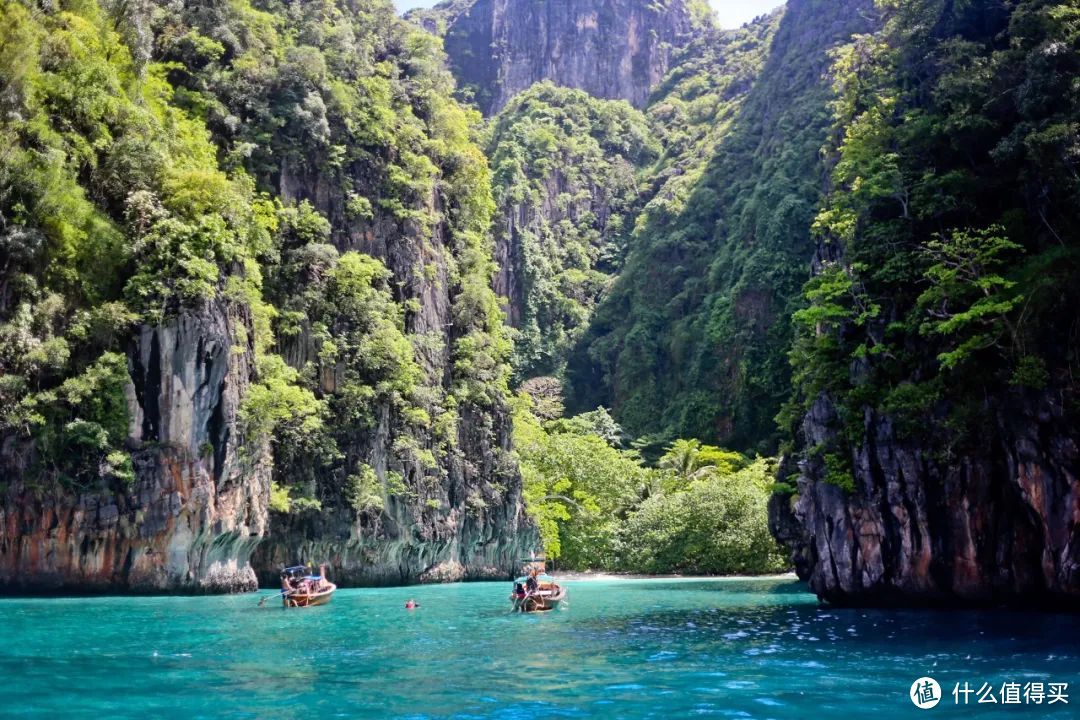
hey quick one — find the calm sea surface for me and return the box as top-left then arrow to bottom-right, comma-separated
2,577 -> 1078,718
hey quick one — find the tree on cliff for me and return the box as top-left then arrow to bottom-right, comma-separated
778,0 -> 1080,603
788,0 -> 1080,472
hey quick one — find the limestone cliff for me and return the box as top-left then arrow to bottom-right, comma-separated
197,0 -> 538,586
249,172 -> 535,584
773,391 -> 1079,607
252,400 -> 528,586
418,0 -> 699,114
485,83 -> 657,379
0,300 -> 269,592
771,0 -> 1080,608
0,0 -> 534,593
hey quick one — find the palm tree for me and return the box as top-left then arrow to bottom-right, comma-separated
659,439 -> 707,482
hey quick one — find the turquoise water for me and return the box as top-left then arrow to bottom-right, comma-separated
2,577 -> 1078,718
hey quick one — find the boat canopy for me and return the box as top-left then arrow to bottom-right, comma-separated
283,566 -> 322,580
515,574 -> 556,584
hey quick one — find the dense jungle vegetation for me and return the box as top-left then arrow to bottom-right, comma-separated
564,7 -> 813,455
785,0 -> 1080,489
0,0 -> 784,576
0,0 -> 511,514
477,63 -> 793,571
7,0 -> 1074,581
485,82 -> 658,381
472,4 -> 822,569
513,379 -> 785,574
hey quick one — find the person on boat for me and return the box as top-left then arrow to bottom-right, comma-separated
280,571 -> 299,607
511,582 -> 527,612
525,571 -> 538,594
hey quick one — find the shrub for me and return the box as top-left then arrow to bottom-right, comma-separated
620,460 -> 787,574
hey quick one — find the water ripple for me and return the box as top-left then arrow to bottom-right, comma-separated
1,577 -> 1077,718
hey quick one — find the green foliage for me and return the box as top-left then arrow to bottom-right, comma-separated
621,459 -> 787,575
1,0 -> 513,516
516,376 -> 566,420
263,222 -> 434,507
566,7 -> 853,454
821,453 -> 855,493
1011,355 -> 1050,390
104,450 -> 135,487
269,481 -> 292,513
8,351 -> 134,487
787,261 -> 881,418
0,0 -> 268,325
486,83 -> 658,379
917,227 -> 1024,370
563,407 -> 624,447
658,439 -> 749,490
289,496 -> 323,513
515,397 -> 785,574
328,253 -> 420,397
514,395 -> 648,567
240,355 -> 322,445
346,465 -> 384,513
787,0 -> 1080,470
125,174 -> 263,322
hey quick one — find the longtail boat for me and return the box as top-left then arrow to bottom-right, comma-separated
280,565 -> 336,608
510,555 -> 566,613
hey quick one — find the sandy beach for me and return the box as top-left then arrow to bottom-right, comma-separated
553,571 -> 799,582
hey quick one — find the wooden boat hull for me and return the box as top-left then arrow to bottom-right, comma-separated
285,582 -> 336,608
511,586 -> 566,613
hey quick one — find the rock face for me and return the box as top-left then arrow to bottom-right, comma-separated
0,300 -> 269,592
0,0 -> 537,594
249,146 -> 535,588
435,0 -> 697,114
563,0 -> 876,449
252,403 -> 531,587
769,0 -> 1080,609
484,83 -> 656,379
773,391 -> 1080,607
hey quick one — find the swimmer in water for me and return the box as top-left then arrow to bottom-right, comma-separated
405,599 -> 420,609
